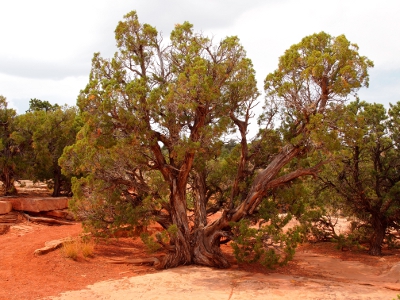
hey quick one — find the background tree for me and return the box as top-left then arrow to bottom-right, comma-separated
61,12 -> 373,269
0,96 -> 28,195
27,98 -> 59,112
317,100 -> 400,255
17,100 -> 81,196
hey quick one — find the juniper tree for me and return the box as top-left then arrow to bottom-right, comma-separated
17,101 -> 81,196
317,100 -> 400,255
60,12 -> 373,268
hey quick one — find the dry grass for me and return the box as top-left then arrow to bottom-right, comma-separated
61,238 -> 95,260
61,240 -> 79,260
81,239 -> 95,258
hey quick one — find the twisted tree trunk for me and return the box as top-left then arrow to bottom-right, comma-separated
158,144 -> 321,269
2,166 -> 17,196
159,179 -> 192,269
368,215 -> 387,256
52,166 -> 62,197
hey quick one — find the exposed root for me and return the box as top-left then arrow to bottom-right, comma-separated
23,213 -> 75,226
106,257 -> 160,267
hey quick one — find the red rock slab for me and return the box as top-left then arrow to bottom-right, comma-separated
42,209 -> 74,220
0,201 -> 12,214
7,197 -> 69,212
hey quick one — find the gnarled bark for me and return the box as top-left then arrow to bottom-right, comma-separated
158,144 -> 322,269
191,226 -> 230,268
193,171 -> 208,228
1,167 -> 17,196
51,165 -> 62,197
368,215 -> 388,256
158,179 -> 192,268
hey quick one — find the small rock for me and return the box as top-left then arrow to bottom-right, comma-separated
0,201 -> 12,214
34,237 -> 74,255
42,209 -> 75,220
0,212 -> 19,223
382,263 -> 400,279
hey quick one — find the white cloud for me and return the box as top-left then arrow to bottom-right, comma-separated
0,73 -> 86,114
0,0 -> 399,113
359,69 -> 400,106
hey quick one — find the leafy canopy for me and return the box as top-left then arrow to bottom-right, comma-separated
60,13 -> 374,268
61,11 -> 259,235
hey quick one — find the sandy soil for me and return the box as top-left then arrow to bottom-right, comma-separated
1,182 -> 400,299
2,220 -> 400,300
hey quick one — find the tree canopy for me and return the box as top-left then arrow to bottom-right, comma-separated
60,11 -> 374,269
17,100 -> 81,196
27,98 -> 60,112
0,97 -> 80,196
0,96 -> 23,195
316,100 -> 400,255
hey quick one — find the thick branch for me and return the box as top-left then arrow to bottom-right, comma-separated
206,144 -> 325,235
229,111 -> 249,207
248,162 -> 323,214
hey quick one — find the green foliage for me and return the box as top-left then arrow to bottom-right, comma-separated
27,98 -> 59,112
16,103 -> 81,196
140,232 -> 162,253
230,218 -> 303,269
315,100 -> 400,255
0,96 -> 79,196
167,224 -> 179,238
331,233 -> 361,251
60,10 -> 258,237
58,12 -> 375,269
230,187 -> 308,269
140,224 -> 178,253
69,175 -> 155,237
264,31 -> 373,143
0,95 -> 28,195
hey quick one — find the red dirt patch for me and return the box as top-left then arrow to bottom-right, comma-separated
0,221 -> 168,300
1,182 -> 399,299
2,219 -> 400,300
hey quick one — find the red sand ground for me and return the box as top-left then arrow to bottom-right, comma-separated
1,183 -> 399,299
2,219 -> 400,299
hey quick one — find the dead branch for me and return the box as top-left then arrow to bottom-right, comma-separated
23,213 -> 75,226
34,237 -> 75,256
106,257 -> 160,267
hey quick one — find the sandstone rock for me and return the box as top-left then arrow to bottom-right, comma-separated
382,263 -> 400,279
8,197 -> 69,212
42,209 -> 74,220
0,201 -> 12,214
0,212 -> 19,223
34,237 -> 74,255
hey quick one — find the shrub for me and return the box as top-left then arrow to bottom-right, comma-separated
81,240 -> 95,258
61,238 -> 95,260
61,240 -> 79,260
230,218 -> 303,269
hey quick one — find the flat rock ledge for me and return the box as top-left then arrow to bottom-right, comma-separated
5,197 -> 69,212
34,237 -> 75,256
0,201 -> 12,214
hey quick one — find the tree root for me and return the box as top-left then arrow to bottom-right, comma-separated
106,257 -> 161,267
23,213 -> 75,226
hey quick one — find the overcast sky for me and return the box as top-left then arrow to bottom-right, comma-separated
1,0 -> 399,114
